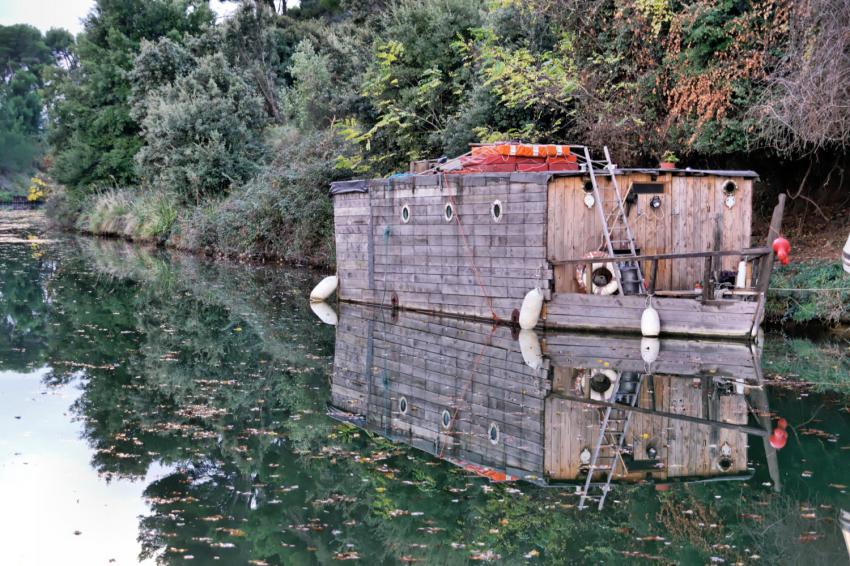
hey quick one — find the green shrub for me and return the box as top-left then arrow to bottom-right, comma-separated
766,261 -> 850,325
73,188 -> 179,242
171,126 -> 352,267
44,185 -> 82,230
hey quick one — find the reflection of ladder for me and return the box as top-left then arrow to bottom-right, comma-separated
582,146 -> 645,295
578,374 -> 643,510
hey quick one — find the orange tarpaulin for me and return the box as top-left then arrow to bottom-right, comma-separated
472,143 -> 573,158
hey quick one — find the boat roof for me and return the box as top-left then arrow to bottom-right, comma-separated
329,168 -> 760,196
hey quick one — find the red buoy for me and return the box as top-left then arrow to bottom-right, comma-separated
769,427 -> 788,449
772,236 -> 791,265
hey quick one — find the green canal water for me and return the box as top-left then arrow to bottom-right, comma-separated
1,215 -> 848,565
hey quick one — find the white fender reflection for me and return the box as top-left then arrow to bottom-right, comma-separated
518,329 -> 543,370
310,301 -> 338,326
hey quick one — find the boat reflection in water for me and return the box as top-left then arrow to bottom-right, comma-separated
327,303 -> 780,510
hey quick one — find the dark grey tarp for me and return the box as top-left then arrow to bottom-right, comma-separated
329,179 -> 369,195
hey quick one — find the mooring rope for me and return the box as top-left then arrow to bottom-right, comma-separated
437,323 -> 498,460
769,286 -> 850,292
447,193 -> 499,322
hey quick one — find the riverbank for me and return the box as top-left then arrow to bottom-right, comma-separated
40,199 -> 850,328
45,184 -> 335,268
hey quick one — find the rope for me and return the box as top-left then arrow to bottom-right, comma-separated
448,194 -> 499,322
769,286 -> 850,292
438,323 -> 498,460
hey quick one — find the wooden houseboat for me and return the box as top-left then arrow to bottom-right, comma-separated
328,303 -> 781,510
329,144 -> 788,339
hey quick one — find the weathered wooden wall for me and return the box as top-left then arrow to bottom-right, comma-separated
544,293 -> 759,338
543,333 -> 759,381
333,173 -> 554,321
547,173 -> 753,292
330,302 -> 550,479
544,373 -> 748,481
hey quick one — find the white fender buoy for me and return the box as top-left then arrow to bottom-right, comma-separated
518,329 -> 543,370
310,275 -> 338,303
310,301 -> 338,326
843,232 -> 850,274
519,287 -> 544,330
641,297 -> 661,337
640,337 -> 660,364
735,260 -> 747,288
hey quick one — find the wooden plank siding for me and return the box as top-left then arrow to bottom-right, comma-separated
333,175 -> 553,322
330,302 -> 550,480
544,375 -> 749,482
546,173 -> 753,293
334,170 -> 756,337
545,293 -> 758,338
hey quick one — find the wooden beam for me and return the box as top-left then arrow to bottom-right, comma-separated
550,247 -> 771,266
648,259 -> 659,295
550,392 -> 769,437
751,194 -> 786,336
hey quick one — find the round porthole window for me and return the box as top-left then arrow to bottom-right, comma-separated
583,180 -> 594,193
399,396 -> 408,415
488,423 -> 500,445
491,200 -> 503,222
723,180 -> 737,209
401,204 -> 411,224
441,410 -> 452,429
444,202 -> 454,222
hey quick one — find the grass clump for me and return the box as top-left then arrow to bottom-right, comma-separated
74,189 -> 178,242
766,261 -> 850,325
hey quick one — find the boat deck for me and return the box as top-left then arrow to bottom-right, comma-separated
545,293 -> 759,338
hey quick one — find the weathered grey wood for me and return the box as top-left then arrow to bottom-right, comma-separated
550,247 -> 771,265
546,292 -> 755,337
751,194 -> 786,336
549,392 -> 768,437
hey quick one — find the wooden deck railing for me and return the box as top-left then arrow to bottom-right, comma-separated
550,247 -> 773,300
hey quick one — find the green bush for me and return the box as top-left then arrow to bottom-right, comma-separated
73,189 -> 179,242
171,126 -> 351,267
766,261 -> 850,325
134,52 -> 268,203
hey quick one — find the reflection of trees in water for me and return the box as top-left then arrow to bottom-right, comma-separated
0,243 -> 55,370
4,237 -> 848,564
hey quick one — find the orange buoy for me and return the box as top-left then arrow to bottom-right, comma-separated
769,418 -> 788,450
772,236 -> 791,266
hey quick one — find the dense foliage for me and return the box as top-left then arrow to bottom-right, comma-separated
31,0 -> 850,265
0,24 -> 74,197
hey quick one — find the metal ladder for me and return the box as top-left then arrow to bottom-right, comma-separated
577,374 -> 644,510
582,146 -> 645,295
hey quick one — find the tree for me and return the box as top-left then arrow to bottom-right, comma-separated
133,49 -> 268,203
0,25 -> 55,176
48,0 -> 215,193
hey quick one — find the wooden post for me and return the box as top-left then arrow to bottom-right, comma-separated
748,346 -> 782,492
648,259 -> 659,295
751,194 -> 786,336
702,255 -> 713,302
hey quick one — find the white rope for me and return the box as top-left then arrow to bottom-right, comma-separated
769,286 -> 850,292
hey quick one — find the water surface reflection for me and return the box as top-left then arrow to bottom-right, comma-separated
0,229 -> 847,564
